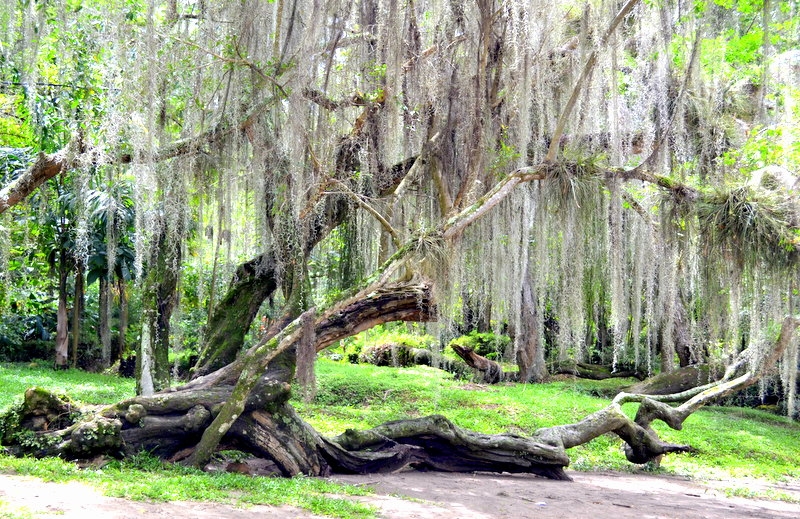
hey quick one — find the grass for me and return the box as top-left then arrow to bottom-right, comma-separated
0,455 -> 374,518
0,499 -> 36,519
0,361 -> 135,406
2,359 -> 800,516
296,359 -> 800,481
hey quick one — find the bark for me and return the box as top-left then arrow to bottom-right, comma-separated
450,343 -> 511,383
117,277 -> 128,359
515,270 -> 546,383
99,276 -> 112,369
452,345 -> 645,383
0,152 -> 70,215
54,288 -> 69,368
70,264 -> 84,369
551,360 -> 645,381
627,365 -> 713,396
192,254 -> 278,378
54,249 -> 69,369
136,215 -> 182,394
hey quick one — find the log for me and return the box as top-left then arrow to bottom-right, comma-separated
552,360 -> 645,381
451,344 -> 645,383
450,344 -> 510,383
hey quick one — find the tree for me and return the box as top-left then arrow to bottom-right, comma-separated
85,178 -> 136,368
2,0 -> 800,478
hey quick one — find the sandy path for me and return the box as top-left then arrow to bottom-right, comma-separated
2,470 -> 799,519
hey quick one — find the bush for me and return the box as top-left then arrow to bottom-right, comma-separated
358,342 -> 417,367
0,314 -> 54,362
339,324 -> 437,367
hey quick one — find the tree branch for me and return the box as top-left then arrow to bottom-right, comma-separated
545,0 -> 641,162
0,150 -> 72,214
442,167 -> 545,240
325,178 -> 402,249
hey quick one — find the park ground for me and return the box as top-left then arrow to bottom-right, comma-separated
3,469 -> 800,519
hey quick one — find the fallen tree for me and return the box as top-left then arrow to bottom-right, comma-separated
451,344 -> 645,384
2,268 -> 797,480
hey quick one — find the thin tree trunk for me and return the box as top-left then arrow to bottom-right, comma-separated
206,201 -> 224,325
70,263 -> 84,369
117,277 -> 128,360
516,271 -> 546,383
99,276 -> 111,369
54,252 -> 69,368
137,307 -> 157,396
137,260 -> 177,394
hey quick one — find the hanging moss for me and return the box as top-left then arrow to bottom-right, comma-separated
698,186 -> 799,271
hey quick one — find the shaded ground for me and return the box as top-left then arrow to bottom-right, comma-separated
2,470 -> 800,519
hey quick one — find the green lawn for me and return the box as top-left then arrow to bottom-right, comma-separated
297,360 -> 800,481
2,359 -> 800,517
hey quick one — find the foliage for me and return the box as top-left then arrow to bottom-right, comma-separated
0,314 -> 52,362
337,324 -> 437,365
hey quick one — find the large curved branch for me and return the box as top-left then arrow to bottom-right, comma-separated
525,315 -> 800,466
0,150 -> 72,214
442,167 -> 546,240
0,97 -> 278,214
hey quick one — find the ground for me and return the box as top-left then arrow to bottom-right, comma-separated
2,470 -> 800,519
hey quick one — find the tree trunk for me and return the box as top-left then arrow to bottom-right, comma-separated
515,270 -> 546,383
99,276 -> 111,369
117,277 -> 128,360
54,254 -> 69,369
70,263 -> 84,368
136,279 -> 176,394
192,254 -> 278,378
136,306 -> 159,395
136,217 -> 182,394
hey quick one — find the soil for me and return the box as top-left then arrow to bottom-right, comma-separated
2,469 -> 799,519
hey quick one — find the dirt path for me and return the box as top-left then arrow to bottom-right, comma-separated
2,470 -> 799,519
333,471 -> 800,519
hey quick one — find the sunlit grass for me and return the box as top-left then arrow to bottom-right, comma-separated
0,362 -> 135,408
0,499 -> 36,519
296,359 -> 800,482
0,455 -> 375,518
